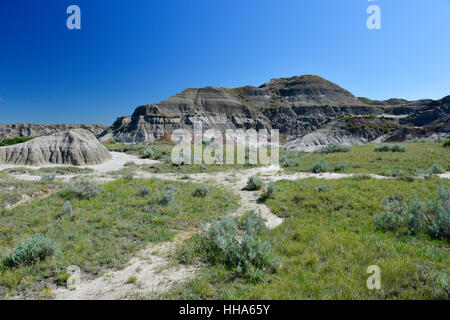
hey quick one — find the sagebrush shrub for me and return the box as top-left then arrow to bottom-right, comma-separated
314,184 -> 332,193
141,147 -> 155,159
316,143 -> 351,154
203,216 -> 278,279
159,189 -> 174,205
180,214 -> 279,280
333,162 -> 349,172
245,176 -> 264,191
374,186 -> 450,240
40,173 -> 56,182
374,144 -> 406,152
67,179 -> 99,200
259,182 -> 276,201
429,164 -> 445,175
2,235 -> 58,268
310,159 -> 328,173
122,172 -> 134,180
374,198 -> 407,231
428,186 -> 450,240
62,201 -> 73,216
240,211 -> 266,235
391,144 -> 407,152
139,186 -> 151,196
385,168 -> 402,177
280,155 -> 297,168
192,186 -> 210,198
374,144 -> 391,152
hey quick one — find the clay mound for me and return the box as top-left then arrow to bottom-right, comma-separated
0,129 -> 112,166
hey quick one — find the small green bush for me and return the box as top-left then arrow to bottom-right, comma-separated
316,143 -> 351,154
122,172 -> 134,180
374,198 -> 407,231
374,144 -> 392,152
40,173 -> 56,182
310,159 -> 328,173
385,168 -> 402,177
374,144 -> 406,152
66,179 -> 99,200
429,164 -> 445,175
192,186 -> 210,198
245,176 -> 264,191
139,186 -> 151,196
159,190 -> 174,206
141,147 -> 155,159
0,137 -> 34,146
374,186 -> 450,240
314,184 -> 332,193
428,186 -> 450,240
391,144 -> 407,152
333,162 -> 349,172
62,201 -> 73,216
259,182 -> 276,201
178,214 -> 279,280
240,211 -> 266,235
443,139 -> 450,147
2,235 -> 58,268
280,155 -> 297,168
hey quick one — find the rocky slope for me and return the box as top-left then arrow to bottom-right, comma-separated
0,124 -> 108,139
98,75 -> 449,147
0,129 -> 111,166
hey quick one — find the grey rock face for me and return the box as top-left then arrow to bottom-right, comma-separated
99,74 -> 448,146
99,86 -> 272,143
0,129 -> 111,166
0,124 -> 108,139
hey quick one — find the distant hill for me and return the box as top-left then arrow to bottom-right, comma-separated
0,124 -> 108,139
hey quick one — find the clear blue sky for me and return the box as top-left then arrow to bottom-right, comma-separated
1,0 -> 449,125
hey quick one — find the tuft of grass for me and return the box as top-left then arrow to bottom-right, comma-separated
126,275 -> 137,284
443,139 -> 450,147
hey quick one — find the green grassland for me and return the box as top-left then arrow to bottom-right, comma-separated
280,142 -> 450,175
0,137 -> 34,147
0,178 -> 238,297
0,172 -> 63,209
165,177 -> 449,300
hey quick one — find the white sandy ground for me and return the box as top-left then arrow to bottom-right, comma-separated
53,232 -> 201,300
2,153 -> 449,300
0,152 -> 160,174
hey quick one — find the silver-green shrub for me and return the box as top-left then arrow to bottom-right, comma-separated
310,159 -> 328,173
316,143 -> 351,154
192,186 -> 210,198
67,179 -> 99,200
245,176 -> 264,191
2,234 -> 58,268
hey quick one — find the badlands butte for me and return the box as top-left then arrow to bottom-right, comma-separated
2,75 -> 449,150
